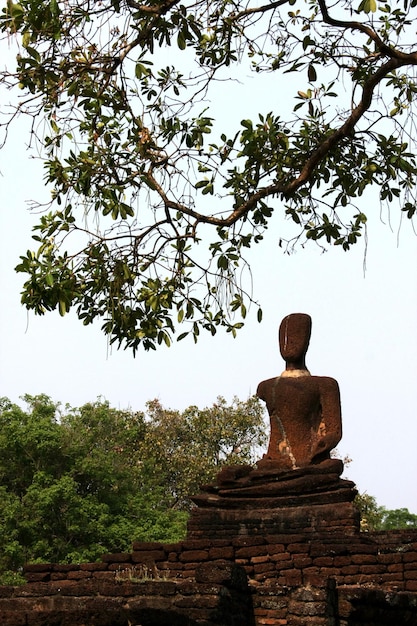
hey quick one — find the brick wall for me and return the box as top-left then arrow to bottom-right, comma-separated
0,562 -> 252,626
23,531 -> 417,591
1,529 -> 415,625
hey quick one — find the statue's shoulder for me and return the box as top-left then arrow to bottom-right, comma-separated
314,375 -> 340,388
312,375 -> 341,399
256,376 -> 279,399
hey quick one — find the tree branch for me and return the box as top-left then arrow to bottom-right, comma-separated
176,56 -> 416,229
229,0 -> 290,22
126,0 -> 182,16
317,0 -> 416,62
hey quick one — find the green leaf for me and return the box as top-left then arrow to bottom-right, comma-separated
308,65 -> 317,82
195,179 -> 209,189
177,31 -> 186,50
217,255 -> 228,270
50,0 -> 60,17
58,300 -> 67,316
357,0 -> 377,12
22,31 -> 30,48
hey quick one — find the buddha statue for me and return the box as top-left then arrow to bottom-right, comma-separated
257,313 -> 342,470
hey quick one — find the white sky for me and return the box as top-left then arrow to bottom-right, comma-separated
1,36 -> 417,515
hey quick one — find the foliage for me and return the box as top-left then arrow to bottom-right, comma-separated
355,492 -> 417,531
143,395 -> 267,507
0,393 -> 266,576
378,507 -> 417,530
0,569 -> 26,586
1,0 -> 416,351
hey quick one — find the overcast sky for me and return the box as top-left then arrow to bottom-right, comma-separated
1,37 -> 417,515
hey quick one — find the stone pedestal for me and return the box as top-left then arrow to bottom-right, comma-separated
187,459 -> 359,539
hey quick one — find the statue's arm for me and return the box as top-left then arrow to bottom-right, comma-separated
313,377 -> 342,458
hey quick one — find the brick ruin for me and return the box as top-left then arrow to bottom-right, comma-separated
1,314 -> 416,624
1,526 -> 417,624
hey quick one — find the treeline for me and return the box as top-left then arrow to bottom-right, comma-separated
1,394 -> 416,585
355,493 -> 417,532
0,394 -> 266,581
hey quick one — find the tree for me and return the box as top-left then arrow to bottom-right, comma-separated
1,0 -> 416,352
355,492 -> 417,531
0,395 -> 170,570
379,507 -> 417,530
142,395 -> 267,508
0,393 -> 266,579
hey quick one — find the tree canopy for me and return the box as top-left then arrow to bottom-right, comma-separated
355,492 -> 417,532
0,393 -> 265,581
1,0 -> 417,351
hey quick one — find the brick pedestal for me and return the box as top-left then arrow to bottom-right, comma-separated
188,459 -> 359,539
187,498 -> 360,539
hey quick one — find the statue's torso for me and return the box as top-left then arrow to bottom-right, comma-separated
257,375 -> 328,468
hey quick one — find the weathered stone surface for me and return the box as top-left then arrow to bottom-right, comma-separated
101,552 -> 132,563
195,562 -> 248,590
3,530 -> 417,621
188,499 -> 360,539
337,586 -> 417,625
257,313 -> 341,469
131,550 -> 167,563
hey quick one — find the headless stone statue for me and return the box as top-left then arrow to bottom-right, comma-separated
257,313 -> 342,470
